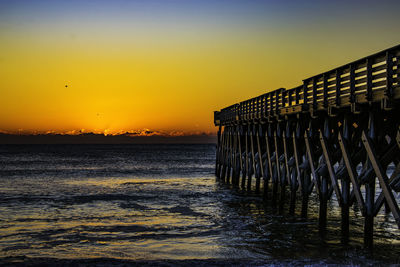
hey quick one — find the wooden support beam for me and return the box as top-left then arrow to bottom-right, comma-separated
237,126 -> 243,187
292,132 -> 303,192
274,129 -> 282,187
273,128 -> 282,209
341,175 -> 350,243
225,128 -> 229,181
249,126 -> 257,191
230,127 -> 235,184
216,127 -> 223,179
289,131 -> 302,215
265,127 -> 274,199
361,131 -> 400,229
225,127 -> 231,183
244,126 -> 249,189
289,169 -> 297,215
282,129 -> 295,214
232,126 -> 238,186
256,126 -> 264,193
319,174 -> 328,230
319,132 -> 342,205
215,125 -> 221,176
301,170 -> 311,219
283,130 -> 292,186
226,127 -> 232,184
364,170 -> 375,249
220,128 -> 227,182
374,163 -> 400,216
338,132 -> 365,214
234,126 -> 240,186
304,132 -> 321,196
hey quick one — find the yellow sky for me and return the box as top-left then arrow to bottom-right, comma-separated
1,1 -> 400,135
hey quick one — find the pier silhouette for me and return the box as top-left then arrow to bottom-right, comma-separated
214,44 -> 400,248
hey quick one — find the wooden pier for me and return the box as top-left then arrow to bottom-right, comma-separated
214,44 -> 400,247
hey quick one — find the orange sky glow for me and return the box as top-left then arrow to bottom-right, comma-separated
1,0 -> 400,136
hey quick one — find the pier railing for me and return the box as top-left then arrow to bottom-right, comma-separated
214,44 -> 400,248
214,44 -> 400,126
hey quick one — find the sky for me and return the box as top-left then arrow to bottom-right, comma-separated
1,0 -> 400,135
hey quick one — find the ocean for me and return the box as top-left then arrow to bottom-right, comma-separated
0,144 -> 399,266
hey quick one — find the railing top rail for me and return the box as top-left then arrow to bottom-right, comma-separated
303,44 -> 400,82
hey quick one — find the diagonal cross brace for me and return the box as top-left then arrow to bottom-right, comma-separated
320,132 -> 342,206
304,131 -> 321,196
292,132 -> 303,192
283,130 -> 292,186
362,131 -> 400,229
338,132 -> 365,215
374,163 -> 400,216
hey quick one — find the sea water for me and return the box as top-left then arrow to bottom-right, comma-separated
0,144 -> 399,265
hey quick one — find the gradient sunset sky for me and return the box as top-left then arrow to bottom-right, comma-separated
1,0 -> 400,135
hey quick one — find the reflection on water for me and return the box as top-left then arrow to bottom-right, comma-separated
0,144 -> 399,265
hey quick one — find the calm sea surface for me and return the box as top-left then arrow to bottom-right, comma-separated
0,144 -> 399,265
